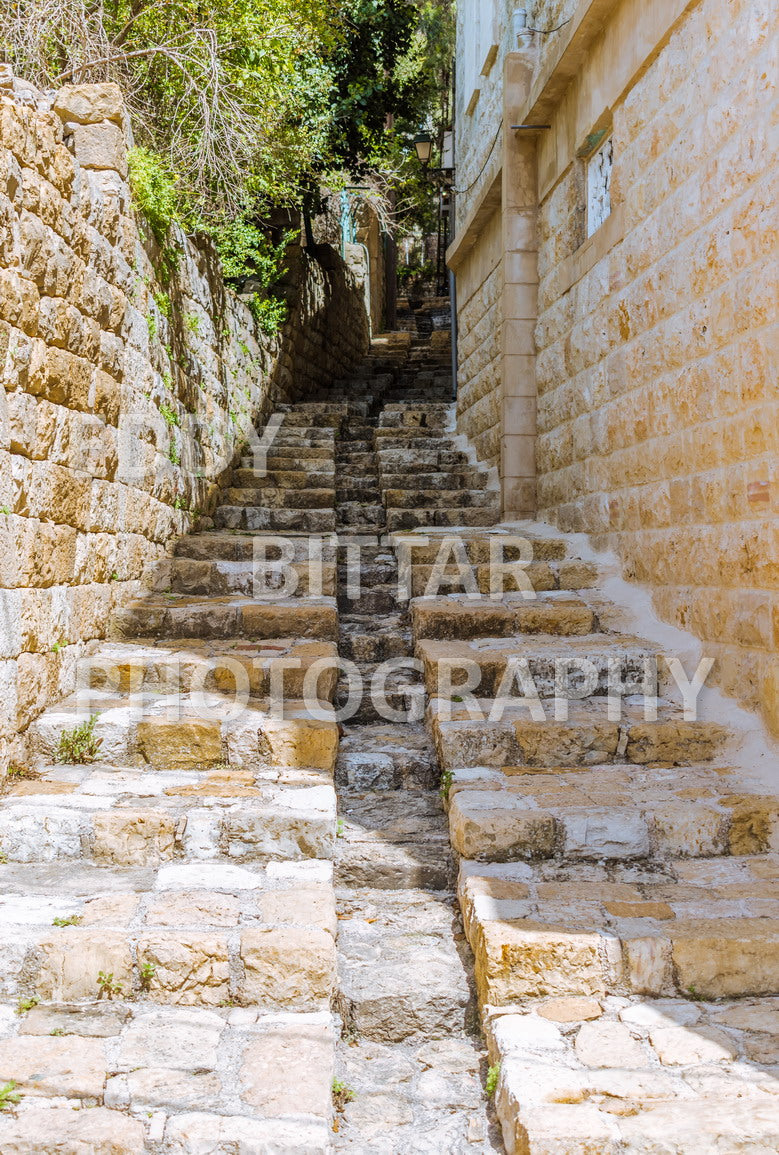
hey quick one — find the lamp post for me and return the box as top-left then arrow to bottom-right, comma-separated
413,132 -> 434,166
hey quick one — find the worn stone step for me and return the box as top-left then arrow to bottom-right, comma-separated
386,507 -> 500,531
0,766 -> 336,865
232,467 -> 335,488
378,448 -> 469,468
403,559 -> 598,598
337,723 -> 438,791
83,638 -> 339,701
459,854 -> 779,1005
429,697 -> 730,770
28,692 -> 339,775
417,635 -> 661,699
215,505 -> 337,533
0,1004 -> 336,1150
445,763 -> 779,862
340,617 -> 411,662
337,888 -> 473,1043
219,486 -> 335,510
411,594 -> 597,639
0,859 -> 336,1010
336,792 -> 454,890
393,532 -> 569,564
112,593 -> 338,641
384,488 -> 497,510
243,447 -> 333,466
380,470 -> 491,490
484,996 -> 779,1155
174,533 -> 337,563
337,502 -> 386,527
170,556 -> 337,598
337,585 -> 397,615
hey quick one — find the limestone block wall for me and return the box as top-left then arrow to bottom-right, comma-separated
0,78 -> 369,765
455,206 -> 503,470
534,0 -> 778,729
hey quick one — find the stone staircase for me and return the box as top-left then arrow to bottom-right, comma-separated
1,328 -> 777,1152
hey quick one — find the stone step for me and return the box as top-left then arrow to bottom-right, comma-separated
404,559 -> 598,597
243,447 -> 333,467
417,635 -> 661,699
336,502 -> 386,527
383,488 -> 498,510
386,507 -> 500,531
112,594 -> 338,641
337,584 -> 397,616
484,996 -> 779,1155
340,617 -> 411,663
378,449 -> 469,468
336,487 -> 381,505
411,594 -> 597,638
28,692 -> 339,775
379,470 -> 491,490
219,486 -> 335,510
336,792 -> 454,890
459,853 -> 779,1005
174,533 -> 338,562
215,506 -> 337,533
0,859 -> 336,1010
0,1003 -> 335,1151
83,638 -> 339,701
429,697 -> 730,770
393,532 -> 569,564
0,766 -> 336,865
337,888 -> 473,1043
170,556 -> 337,598
336,723 -> 438,792
445,763 -> 779,862
232,467 -> 335,488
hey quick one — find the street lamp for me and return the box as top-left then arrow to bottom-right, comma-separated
413,132 -> 433,166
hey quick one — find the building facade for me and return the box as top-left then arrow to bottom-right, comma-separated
449,0 -> 778,734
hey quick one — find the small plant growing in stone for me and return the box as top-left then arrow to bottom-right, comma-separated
0,506 -> 10,516
147,314 -> 158,343
486,1062 -> 501,1099
51,641 -> 67,654
0,849 -> 7,864
335,818 -> 345,838
331,1078 -> 355,1113
139,962 -> 157,992
159,401 -> 180,427
184,312 -> 202,336
50,1028 -> 65,1036
169,440 -> 181,466
15,995 -> 39,1015
97,971 -> 124,1000
52,915 -> 81,927
439,769 -> 454,801
0,1081 -> 21,1112
55,716 -> 103,765
6,764 -> 38,781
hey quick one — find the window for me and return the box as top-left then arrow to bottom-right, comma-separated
586,136 -> 613,236
459,0 -> 498,115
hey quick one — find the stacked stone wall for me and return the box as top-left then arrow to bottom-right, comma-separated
455,207 -> 503,470
0,77 -> 369,765
535,0 -> 778,728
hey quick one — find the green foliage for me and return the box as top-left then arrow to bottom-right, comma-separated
184,313 -> 202,336
147,314 -> 158,343
486,1063 -> 501,1099
439,768 -> 453,802
332,1078 -> 355,1112
159,402 -> 180,428
6,764 -> 37,780
15,996 -> 39,1016
97,971 -> 124,999
0,506 -> 10,515
153,290 -> 172,319
55,715 -> 103,765
128,147 -> 179,243
0,1082 -> 21,1112
248,295 -> 287,336
139,962 -> 157,991
169,440 -> 181,466
52,915 -> 81,927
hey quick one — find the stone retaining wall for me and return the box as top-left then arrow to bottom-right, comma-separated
0,77 -> 369,766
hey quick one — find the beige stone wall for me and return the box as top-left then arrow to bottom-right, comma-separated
455,205 -> 503,469
0,79 -> 368,765
534,0 -> 778,730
